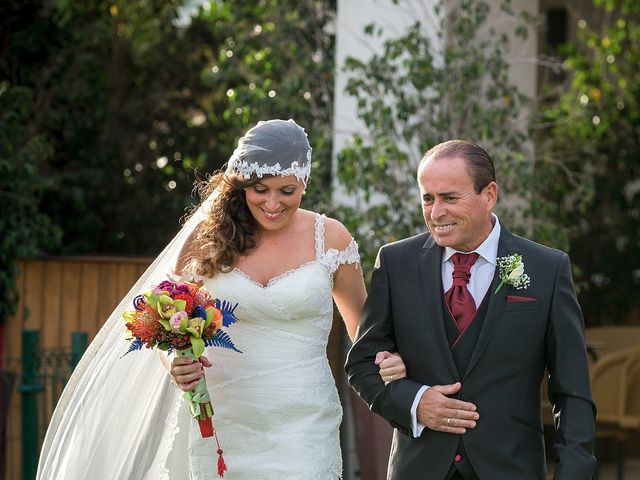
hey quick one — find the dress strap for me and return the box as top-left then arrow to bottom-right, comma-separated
314,212 -> 361,276
314,213 -> 326,260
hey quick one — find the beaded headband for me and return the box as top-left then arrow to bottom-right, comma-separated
225,119 -> 312,186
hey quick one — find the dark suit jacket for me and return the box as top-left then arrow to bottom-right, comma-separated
345,226 -> 596,480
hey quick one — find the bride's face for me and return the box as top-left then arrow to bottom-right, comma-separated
244,175 -> 305,232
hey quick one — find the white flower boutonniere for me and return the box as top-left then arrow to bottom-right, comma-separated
495,254 -> 530,294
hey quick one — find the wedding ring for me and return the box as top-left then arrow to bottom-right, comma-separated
390,374 -> 394,380
446,418 -> 451,426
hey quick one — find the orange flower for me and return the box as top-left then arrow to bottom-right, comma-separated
210,307 -> 223,331
174,293 -> 194,315
130,304 -> 163,341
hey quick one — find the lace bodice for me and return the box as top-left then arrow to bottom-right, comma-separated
234,212 -> 360,288
169,213 -> 360,480
35,212 -> 360,480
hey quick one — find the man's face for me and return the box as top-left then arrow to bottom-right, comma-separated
418,156 -> 497,252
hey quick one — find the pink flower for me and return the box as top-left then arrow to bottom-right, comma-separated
170,311 -> 187,332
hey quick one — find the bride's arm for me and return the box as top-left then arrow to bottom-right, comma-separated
324,217 -> 407,380
156,225 -> 206,388
333,262 -> 366,342
324,218 -> 366,342
333,253 -> 407,380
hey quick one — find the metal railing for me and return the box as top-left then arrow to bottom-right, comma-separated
2,330 -> 87,480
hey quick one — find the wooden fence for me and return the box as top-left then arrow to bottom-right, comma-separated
3,255 -> 352,479
4,256 -> 152,480
6,256 -> 153,357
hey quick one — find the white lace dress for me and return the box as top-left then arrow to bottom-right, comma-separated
169,213 -> 359,479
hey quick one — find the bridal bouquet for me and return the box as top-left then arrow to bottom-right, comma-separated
123,278 -> 240,477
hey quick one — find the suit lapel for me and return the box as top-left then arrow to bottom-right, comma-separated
419,235 -> 459,381
463,226 -> 517,379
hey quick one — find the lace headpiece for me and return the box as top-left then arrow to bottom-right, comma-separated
225,119 -> 312,186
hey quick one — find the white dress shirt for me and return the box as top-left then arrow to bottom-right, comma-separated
410,215 -> 501,437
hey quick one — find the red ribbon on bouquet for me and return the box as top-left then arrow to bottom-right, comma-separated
122,279 -> 241,478
177,348 -> 227,477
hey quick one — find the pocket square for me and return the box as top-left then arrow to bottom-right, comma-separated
506,295 -> 537,303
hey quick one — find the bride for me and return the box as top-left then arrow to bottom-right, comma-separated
37,119 -> 405,479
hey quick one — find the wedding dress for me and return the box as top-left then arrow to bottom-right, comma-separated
168,213 -> 359,479
37,120 -> 357,480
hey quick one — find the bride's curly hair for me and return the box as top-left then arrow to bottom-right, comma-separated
179,120 -> 312,277
184,171 -> 260,277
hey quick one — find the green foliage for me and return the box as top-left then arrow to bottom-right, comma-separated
0,0 -> 334,325
0,82 -> 61,322
0,0 -> 334,256
336,0 -> 536,276
187,0 -> 335,211
533,0 -> 640,324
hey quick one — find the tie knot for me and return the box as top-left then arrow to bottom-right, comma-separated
452,252 -> 479,268
451,252 -> 479,286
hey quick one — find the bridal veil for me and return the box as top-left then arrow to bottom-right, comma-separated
37,119 -> 313,479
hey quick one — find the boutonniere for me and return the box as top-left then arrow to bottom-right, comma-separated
495,254 -> 530,294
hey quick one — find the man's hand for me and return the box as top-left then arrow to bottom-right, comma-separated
417,382 -> 479,434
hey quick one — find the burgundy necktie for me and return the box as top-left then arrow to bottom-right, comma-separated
445,252 -> 480,333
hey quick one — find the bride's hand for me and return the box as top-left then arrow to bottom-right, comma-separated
170,355 -> 212,391
375,351 -> 407,385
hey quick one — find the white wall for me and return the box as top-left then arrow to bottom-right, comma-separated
333,0 -> 441,164
332,0 -> 539,183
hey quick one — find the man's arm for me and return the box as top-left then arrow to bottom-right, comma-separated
546,253 -> 596,479
345,247 -> 424,436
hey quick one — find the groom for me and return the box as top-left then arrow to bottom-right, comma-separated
346,140 -> 596,479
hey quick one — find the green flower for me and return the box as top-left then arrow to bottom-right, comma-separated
157,294 -> 177,319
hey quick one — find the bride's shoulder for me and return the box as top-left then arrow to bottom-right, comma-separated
313,211 -> 355,251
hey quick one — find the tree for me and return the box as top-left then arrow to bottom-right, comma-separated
1,0 -> 336,256
533,0 -> 640,325
336,0 -> 537,275
0,0 -> 335,339
184,0 -> 336,213
0,83 -> 61,325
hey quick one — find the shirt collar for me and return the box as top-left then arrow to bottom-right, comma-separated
443,214 -> 501,266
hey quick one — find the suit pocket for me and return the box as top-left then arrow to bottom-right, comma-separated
503,300 -> 542,312
507,295 -> 537,302
510,414 -> 543,435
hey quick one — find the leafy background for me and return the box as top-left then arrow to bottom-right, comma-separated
1,0 -> 639,327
